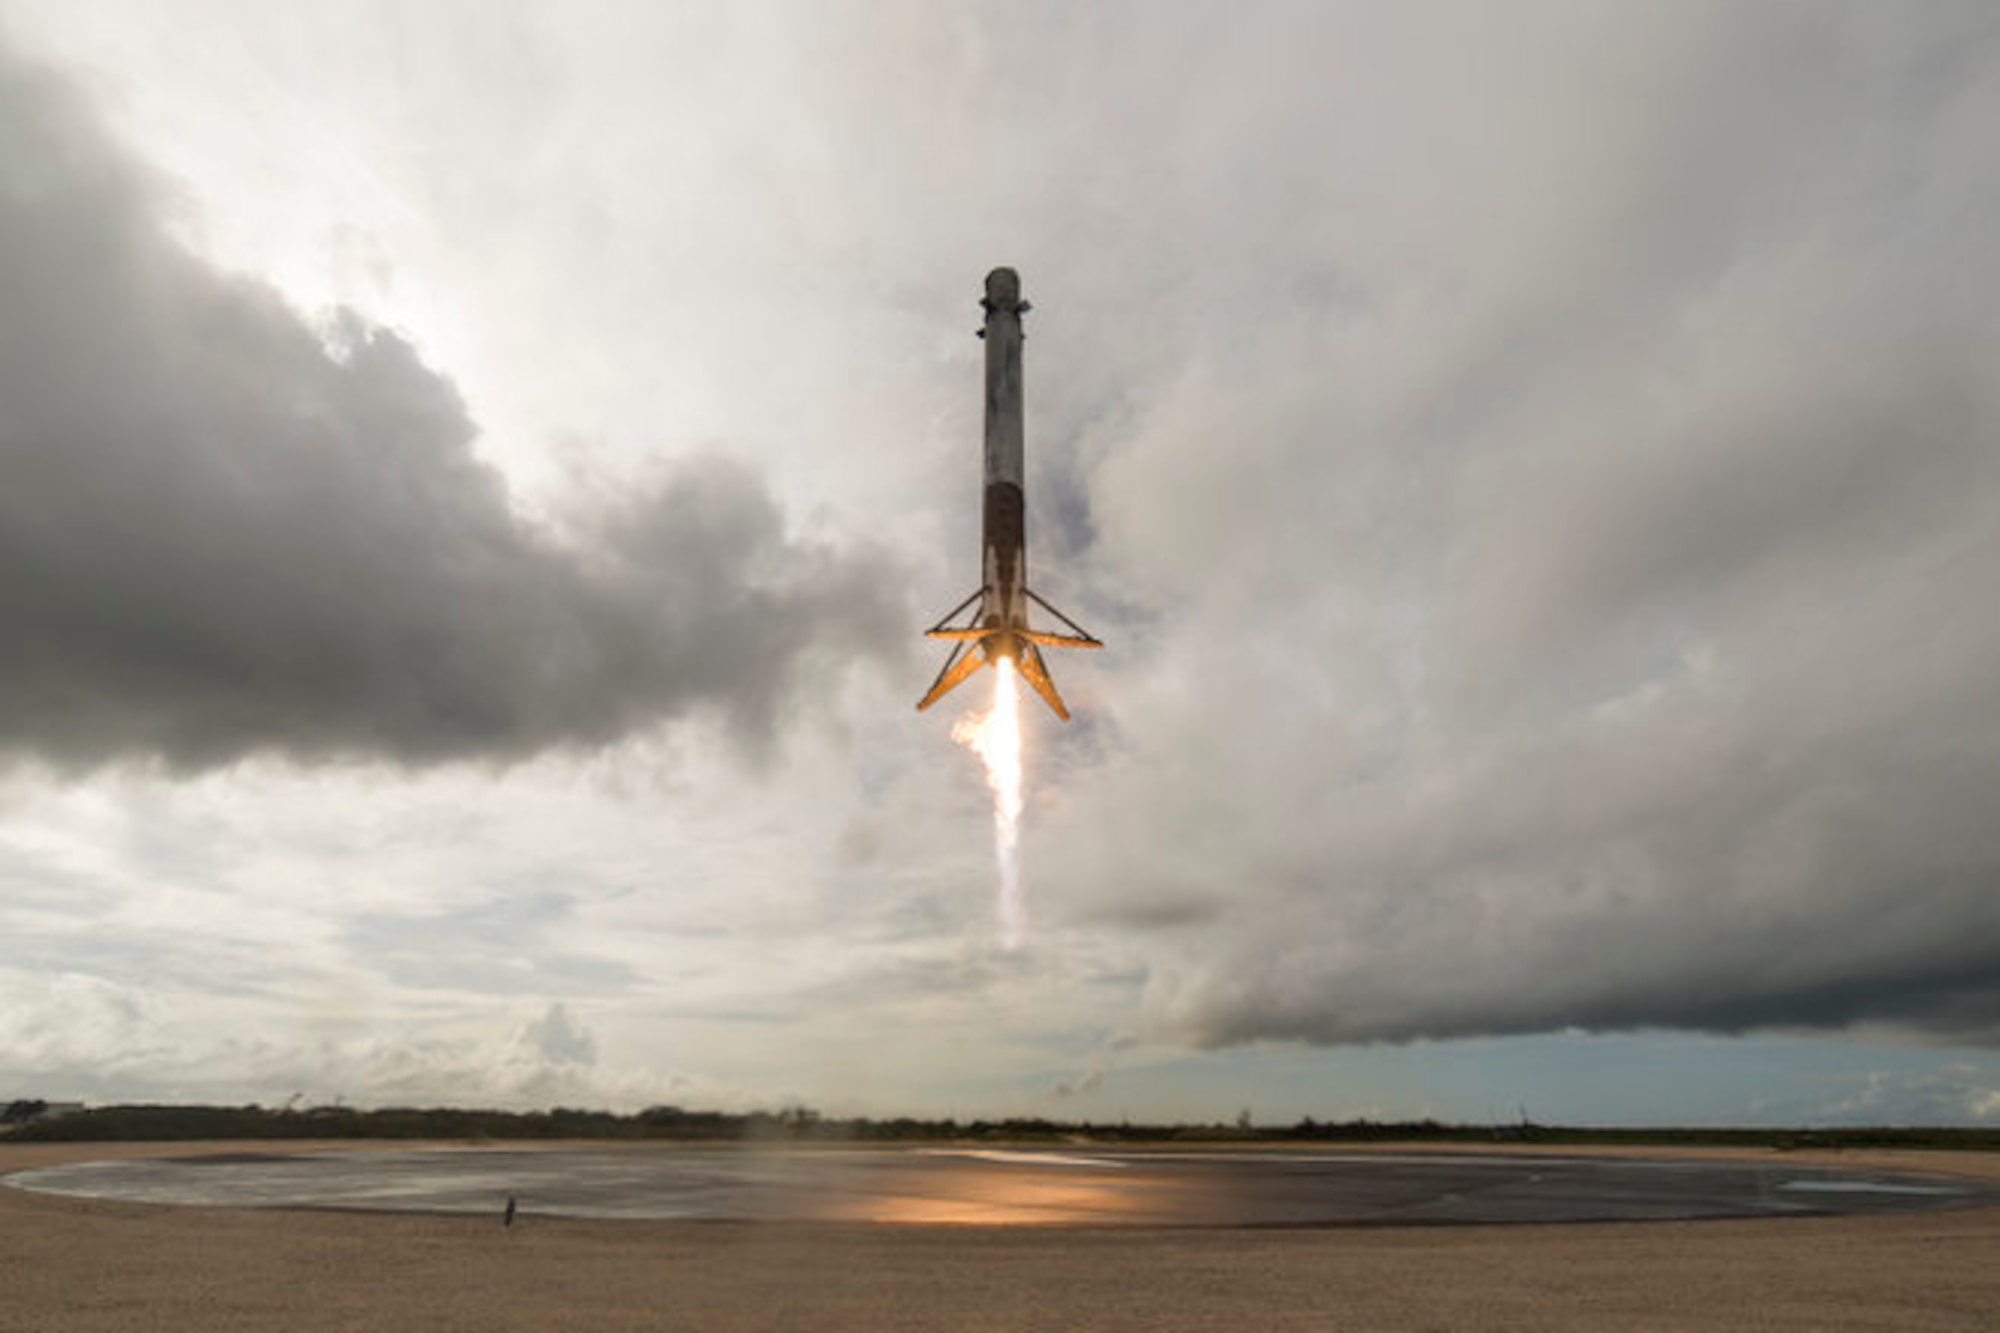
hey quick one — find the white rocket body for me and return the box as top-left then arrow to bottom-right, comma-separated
918,268 -> 1099,721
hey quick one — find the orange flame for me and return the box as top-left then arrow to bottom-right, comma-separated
952,658 -> 1025,947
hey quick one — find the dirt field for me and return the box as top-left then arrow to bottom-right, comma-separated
4,1140 -> 1998,1331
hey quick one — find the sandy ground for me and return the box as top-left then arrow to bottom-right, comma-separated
3,1140 -> 1998,1331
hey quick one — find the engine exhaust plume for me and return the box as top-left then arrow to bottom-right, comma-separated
952,658 -> 1024,948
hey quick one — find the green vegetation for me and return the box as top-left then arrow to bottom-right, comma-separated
4,1103 -> 1997,1151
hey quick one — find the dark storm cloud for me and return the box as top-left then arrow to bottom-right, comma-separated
1025,4 -> 2000,1048
0,45 -> 903,768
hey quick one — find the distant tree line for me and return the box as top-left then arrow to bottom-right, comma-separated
4,1102 -> 1998,1151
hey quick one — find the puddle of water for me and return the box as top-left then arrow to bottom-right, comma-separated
1780,1179 -> 1963,1196
10,1150 -> 1993,1225
919,1150 -> 1129,1169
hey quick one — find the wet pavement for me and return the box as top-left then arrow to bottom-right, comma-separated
9,1146 -> 1997,1227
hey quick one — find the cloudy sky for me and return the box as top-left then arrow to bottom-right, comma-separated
3,1 -> 1998,1127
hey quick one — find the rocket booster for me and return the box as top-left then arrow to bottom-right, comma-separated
918,268 -> 1100,721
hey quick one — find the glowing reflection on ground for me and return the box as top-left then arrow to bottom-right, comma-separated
9,1147 -> 1996,1228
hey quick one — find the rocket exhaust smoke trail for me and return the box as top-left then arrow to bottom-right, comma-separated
951,660 -> 1025,948
920,269 -> 1100,947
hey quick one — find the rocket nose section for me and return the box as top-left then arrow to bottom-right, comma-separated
984,267 -> 1021,308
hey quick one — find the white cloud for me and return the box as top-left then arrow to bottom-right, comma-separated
1,3 -> 1998,1123
1822,1065 -> 2000,1126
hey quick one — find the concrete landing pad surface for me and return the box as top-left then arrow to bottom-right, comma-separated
10,1145 -> 1998,1226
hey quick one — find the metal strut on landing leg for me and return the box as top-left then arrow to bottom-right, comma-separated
917,585 -> 989,713
925,588 -> 986,638
1022,588 -> 1103,650
918,636 -> 986,714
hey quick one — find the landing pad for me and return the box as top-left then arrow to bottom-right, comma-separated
12,1146 -> 1999,1227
